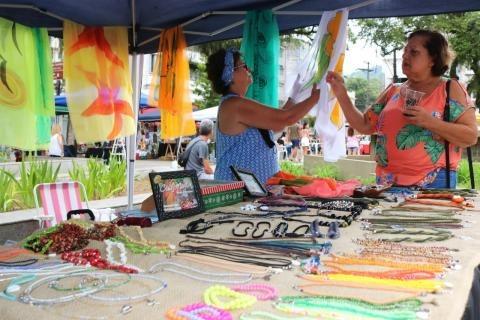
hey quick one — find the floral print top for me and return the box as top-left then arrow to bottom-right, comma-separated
365,80 -> 473,187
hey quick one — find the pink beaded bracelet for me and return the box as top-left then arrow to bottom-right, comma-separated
166,302 -> 233,320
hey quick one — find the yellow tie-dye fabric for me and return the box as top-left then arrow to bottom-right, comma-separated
149,26 -> 195,139
0,18 -> 54,150
63,21 -> 135,143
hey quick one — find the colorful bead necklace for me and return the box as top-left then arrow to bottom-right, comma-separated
165,302 -> 233,320
274,295 -> 424,320
230,283 -> 278,300
204,285 -> 256,310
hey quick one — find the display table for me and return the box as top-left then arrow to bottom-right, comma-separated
0,198 -> 479,320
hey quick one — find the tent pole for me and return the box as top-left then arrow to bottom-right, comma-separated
127,52 -> 144,210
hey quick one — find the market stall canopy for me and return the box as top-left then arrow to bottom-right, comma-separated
1,0 -> 479,54
54,93 -> 152,114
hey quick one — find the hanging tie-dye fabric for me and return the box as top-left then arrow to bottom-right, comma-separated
290,9 -> 349,161
63,21 -> 135,143
0,18 -> 54,150
240,10 -> 280,108
148,26 -> 195,139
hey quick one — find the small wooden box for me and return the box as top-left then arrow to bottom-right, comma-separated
200,180 -> 245,210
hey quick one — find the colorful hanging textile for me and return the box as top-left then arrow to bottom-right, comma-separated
290,9 -> 349,161
0,18 -> 54,150
148,26 -> 195,139
240,10 -> 280,108
63,21 -> 135,143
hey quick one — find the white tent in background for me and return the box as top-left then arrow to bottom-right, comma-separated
192,106 -> 218,121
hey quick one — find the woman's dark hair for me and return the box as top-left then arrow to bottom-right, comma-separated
206,49 -> 241,95
347,127 -> 354,137
408,30 -> 454,77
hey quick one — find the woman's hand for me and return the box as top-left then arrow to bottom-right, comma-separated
310,83 -> 320,103
403,106 -> 434,127
326,71 -> 347,97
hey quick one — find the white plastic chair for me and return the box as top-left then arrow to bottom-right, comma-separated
33,181 -> 90,228
277,144 -> 288,161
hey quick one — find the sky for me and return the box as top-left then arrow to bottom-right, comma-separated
343,28 -> 403,85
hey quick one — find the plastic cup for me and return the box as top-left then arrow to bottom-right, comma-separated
403,87 -> 425,111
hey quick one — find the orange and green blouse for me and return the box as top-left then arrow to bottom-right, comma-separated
365,80 -> 473,187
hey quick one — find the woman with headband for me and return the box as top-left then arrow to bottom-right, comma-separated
206,48 -> 320,184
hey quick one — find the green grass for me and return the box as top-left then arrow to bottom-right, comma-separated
457,159 -> 480,189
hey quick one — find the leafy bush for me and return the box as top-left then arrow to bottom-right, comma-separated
312,164 -> 343,180
279,161 -> 305,176
0,169 -> 18,211
69,158 -> 126,200
16,157 -> 61,208
457,159 -> 480,189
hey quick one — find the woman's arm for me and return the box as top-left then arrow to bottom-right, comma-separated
223,85 -> 320,132
326,71 -> 372,134
404,80 -> 478,148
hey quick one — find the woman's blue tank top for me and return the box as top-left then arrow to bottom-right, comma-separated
214,94 -> 279,184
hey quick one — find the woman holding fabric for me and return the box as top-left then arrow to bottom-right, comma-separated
207,48 -> 320,184
327,30 -> 477,188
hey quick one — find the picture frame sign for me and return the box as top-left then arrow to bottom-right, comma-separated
149,170 -> 205,221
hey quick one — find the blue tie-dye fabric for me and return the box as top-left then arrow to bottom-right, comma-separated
214,95 -> 279,184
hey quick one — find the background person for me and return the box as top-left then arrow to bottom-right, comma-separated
185,119 -> 215,180
300,122 -> 311,161
48,124 -> 64,158
286,122 -> 301,162
327,29 -> 477,188
206,48 -> 320,184
346,127 -> 360,156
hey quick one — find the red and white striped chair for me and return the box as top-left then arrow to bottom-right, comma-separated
33,181 -> 90,228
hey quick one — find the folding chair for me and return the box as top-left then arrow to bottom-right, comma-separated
276,144 -> 288,161
33,181 -> 90,228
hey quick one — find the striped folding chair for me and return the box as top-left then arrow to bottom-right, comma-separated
33,181 -> 90,228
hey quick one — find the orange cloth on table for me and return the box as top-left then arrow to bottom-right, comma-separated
148,26 -> 195,139
291,178 -> 361,197
63,21 -> 135,143
267,171 -> 360,197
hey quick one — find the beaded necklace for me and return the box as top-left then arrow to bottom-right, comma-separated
302,273 -> 444,293
204,285 -> 257,310
230,283 -> 278,300
274,295 -> 425,319
295,282 -> 426,299
116,226 -> 172,249
178,238 -> 293,269
165,302 -> 233,320
149,261 -> 253,284
175,253 -> 278,279
327,254 -> 446,273
323,262 -> 437,280
366,227 -> 453,243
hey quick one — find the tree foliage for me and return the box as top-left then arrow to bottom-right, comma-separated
356,13 -> 480,107
345,77 -> 383,111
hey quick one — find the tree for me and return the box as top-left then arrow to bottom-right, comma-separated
345,77 -> 383,111
191,62 -> 220,110
356,13 -> 480,108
